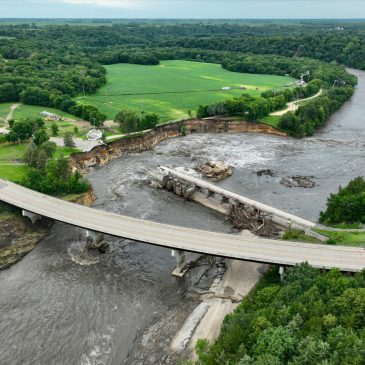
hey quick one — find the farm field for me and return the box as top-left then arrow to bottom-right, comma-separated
76,60 -> 295,121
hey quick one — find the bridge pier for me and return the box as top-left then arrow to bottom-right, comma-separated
279,266 -> 285,282
22,209 -> 41,224
86,229 -> 104,245
171,249 -> 188,277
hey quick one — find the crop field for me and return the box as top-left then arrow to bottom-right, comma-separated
76,60 -> 295,121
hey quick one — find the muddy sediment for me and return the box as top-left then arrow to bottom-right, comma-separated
0,189 -> 95,270
0,211 -> 50,269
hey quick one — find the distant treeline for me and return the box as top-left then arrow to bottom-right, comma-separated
1,23 -> 364,68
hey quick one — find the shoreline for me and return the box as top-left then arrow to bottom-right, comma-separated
170,231 -> 269,361
0,188 -> 95,270
69,118 -> 288,173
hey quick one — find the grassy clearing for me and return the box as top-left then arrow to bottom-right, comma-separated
0,102 -> 13,124
260,114 -> 281,128
0,142 -> 29,182
0,143 -> 28,162
0,140 -> 79,182
76,60 -> 294,121
12,104 -> 81,122
0,165 -> 29,182
45,121 -> 90,138
315,229 -> 365,247
282,229 -> 321,243
54,146 -> 81,158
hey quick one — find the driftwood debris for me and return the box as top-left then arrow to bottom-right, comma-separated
228,203 -> 279,237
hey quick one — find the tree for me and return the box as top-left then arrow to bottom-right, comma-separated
5,120 -> 33,143
33,128 -> 49,146
139,113 -> 159,130
320,177 -> 365,224
36,149 -> 48,171
114,110 -> 140,133
73,126 -> 79,135
63,133 -> 76,148
40,141 -> 57,158
23,142 -> 39,167
51,123 -> 59,136
20,87 -> 50,106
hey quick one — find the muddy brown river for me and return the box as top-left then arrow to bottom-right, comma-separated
0,69 -> 364,365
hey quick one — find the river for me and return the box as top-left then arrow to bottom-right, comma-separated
0,69 -> 364,365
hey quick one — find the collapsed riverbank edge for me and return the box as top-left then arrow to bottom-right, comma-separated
69,118 -> 288,173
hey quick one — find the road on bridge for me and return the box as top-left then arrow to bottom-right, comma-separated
0,179 -> 364,272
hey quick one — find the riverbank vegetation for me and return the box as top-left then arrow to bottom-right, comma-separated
182,264 -> 365,365
320,177 -> 365,225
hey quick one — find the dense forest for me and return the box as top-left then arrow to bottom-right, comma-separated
182,264 -> 365,365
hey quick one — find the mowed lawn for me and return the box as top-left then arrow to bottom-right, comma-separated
76,60 -> 295,121
0,143 -> 29,182
12,104 -> 81,122
0,102 -> 13,125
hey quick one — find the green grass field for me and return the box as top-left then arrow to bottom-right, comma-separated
76,60 -> 295,121
0,102 -> 13,125
0,141 -> 80,182
12,104 -> 81,122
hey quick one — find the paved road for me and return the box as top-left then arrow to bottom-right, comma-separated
0,179 -> 364,272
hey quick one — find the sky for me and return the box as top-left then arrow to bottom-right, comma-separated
0,0 -> 365,19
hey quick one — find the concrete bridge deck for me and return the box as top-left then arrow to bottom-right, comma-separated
0,179 -> 364,272
159,166 -> 316,231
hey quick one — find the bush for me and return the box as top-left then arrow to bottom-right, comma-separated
115,110 -> 140,133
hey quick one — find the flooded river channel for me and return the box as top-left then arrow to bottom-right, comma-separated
0,69 -> 364,365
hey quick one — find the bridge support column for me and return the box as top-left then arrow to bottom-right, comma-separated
171,249 -> 188,277
22,210 -> 41,224
279,266 -> 285,282
86,229 -> 104,246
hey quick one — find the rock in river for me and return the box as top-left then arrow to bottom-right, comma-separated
195,161 -> 233,180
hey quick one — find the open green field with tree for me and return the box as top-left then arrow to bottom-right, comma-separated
75,61 -> 295,121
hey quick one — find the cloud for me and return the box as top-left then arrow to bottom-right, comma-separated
61,0 -> 141,8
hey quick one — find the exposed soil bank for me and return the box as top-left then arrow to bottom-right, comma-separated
70,119 -> 287,173
0,209 -> 50,269
0,189 -> 95,270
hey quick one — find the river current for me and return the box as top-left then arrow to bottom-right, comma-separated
0,69 -> 364,365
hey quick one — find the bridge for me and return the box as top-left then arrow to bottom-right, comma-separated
0,179 -> 364,274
